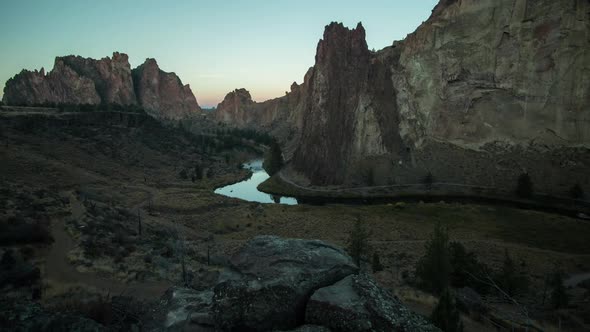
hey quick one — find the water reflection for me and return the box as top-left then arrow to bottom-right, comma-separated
214,159 -> 298,205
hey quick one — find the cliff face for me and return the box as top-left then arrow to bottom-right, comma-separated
214,86 -> 303,155
2,64 -> 100,106
132,58 -> 201,119
291,22 -> 405,184
3,53 -> 200,119
58,52 -> 137,105
286,0 -> 590,189
214,88 -> 257,126
396,0 -> 590,147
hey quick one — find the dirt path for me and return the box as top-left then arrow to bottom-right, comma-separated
44,191 -> 171,300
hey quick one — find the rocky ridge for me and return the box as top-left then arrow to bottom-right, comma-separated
151,236 -> 439,332
2,52 -> 201,119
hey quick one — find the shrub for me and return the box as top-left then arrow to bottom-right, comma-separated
179,169 -> 188,180
515,173 -> 533,198
431,288 -> 464,332
263,140 -> 283,176
372,252 -> 384,272
449,242 -> 490,294
0,219 -> 53,245
416,223 -> 451,294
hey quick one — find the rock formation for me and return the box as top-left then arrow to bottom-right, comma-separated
306,273 -> 438,331
214,86 -> 303,150
2,64 -> 101,106
216,0 -> 590,195
58,52 -> 137,105
149,236 -> 439,331
132,58 -> 201,119
2,53 -> 201,119
290,22 -> 405,184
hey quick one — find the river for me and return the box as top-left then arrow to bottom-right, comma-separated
214,159 -> 298,205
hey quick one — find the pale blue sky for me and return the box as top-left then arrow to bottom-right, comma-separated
0,1 -> 437,107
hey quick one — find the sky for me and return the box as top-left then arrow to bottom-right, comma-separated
0,1 -> 438,108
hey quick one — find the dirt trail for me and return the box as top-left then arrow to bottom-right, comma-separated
44,192 -> 171,300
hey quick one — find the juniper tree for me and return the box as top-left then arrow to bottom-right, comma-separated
416,223 -> 451,294
346,217 -> 371,269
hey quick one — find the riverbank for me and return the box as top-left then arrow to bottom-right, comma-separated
258,170 -> 590,217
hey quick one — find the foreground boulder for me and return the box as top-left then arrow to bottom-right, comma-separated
151,236 -> 438,331
210,236 -> 358,331
306,273 -> 439,332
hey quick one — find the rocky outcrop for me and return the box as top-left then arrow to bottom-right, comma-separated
3,53 -> 201,119
397,0 -> 590,147
3,52 -> 135,106
214,88 -> 256,125
150,236 -> 437,331
132,58 -> 201,119
290,22 -> 405,184
213,86 -> 303,151
58,52 -> 137,105
211,236 -> 358,331
225,0 -> 588,195
2,65 -> 100,106
306,273 -> 439,332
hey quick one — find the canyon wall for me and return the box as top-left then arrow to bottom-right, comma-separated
2,53 -> 201,119
216,0 -> 590,194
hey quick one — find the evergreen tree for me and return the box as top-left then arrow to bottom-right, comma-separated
495,250 -> 528,297
431,288 -> 464,332
515,173 -> 533,198
264,140 -> 283,176
570,183 -> 585,200
346,217 -> 371,268
416,223 -> 451,294
549,269 -> 569,309
423,172 -> 434,188
194,164 -> 203,180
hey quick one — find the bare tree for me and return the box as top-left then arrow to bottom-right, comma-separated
466,270 -> 535,331
137,210 -> 142,236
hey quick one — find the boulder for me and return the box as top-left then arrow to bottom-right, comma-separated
160,287 -> 214,331
210,236 -> 358,331
305,273 -> 440,332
